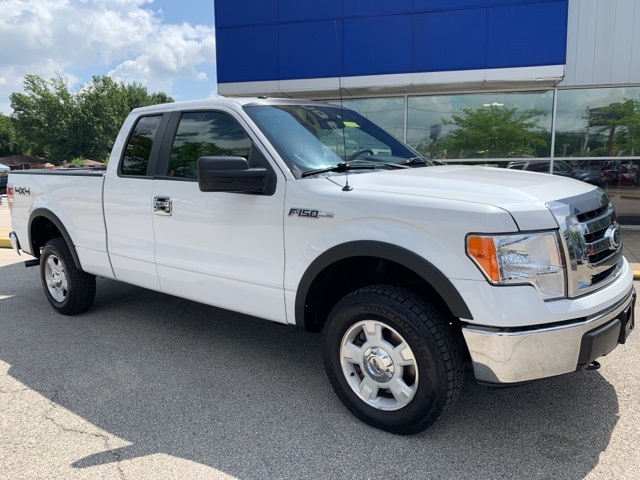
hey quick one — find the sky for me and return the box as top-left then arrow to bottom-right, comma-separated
0,0 -> 217,115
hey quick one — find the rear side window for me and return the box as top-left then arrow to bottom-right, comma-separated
527,162 -> 549,172
121,115 -> 163,176
168,112 -> 252,178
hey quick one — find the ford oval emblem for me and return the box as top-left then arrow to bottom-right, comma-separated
605,225 -> 621,250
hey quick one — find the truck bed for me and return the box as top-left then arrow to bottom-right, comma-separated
9,168 -> 113,278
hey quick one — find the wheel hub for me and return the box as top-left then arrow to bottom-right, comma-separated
51,269 -> 62,288
340,319 -> 419,411
44,255 -> 68,303
363,346 -> 394,382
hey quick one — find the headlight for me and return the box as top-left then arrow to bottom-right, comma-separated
467,232 -> 566,300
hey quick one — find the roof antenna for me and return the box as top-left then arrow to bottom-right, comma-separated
335,20 -> 352,192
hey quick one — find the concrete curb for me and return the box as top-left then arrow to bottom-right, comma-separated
0,237 -> 11,249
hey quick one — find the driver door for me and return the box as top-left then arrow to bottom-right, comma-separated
151,109 -> 287,322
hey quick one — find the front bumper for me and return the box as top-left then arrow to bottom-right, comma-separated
462,286 -> 636,384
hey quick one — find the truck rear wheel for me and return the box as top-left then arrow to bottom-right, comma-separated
40,238 -> 96,315
323,285 -> 463,434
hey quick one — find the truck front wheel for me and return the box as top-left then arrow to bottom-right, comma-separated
323,285 -> 463,434
40,238 -> 96,315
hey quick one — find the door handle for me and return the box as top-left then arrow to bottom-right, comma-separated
153,196 -> 172,216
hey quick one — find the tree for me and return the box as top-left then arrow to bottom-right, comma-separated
590,99 -> 640,157
423,105 -> 548,160
0,113 -> 19,157
75,76 -> 130,161
9,74 -> 173,164
10,74 -> 78,162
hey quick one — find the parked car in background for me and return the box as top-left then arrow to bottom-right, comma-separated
600,163 -> 639,187
506,160 -> 606,187
0,174 -> 8,195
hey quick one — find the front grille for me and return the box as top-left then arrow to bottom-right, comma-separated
547,190 -> 624,298
576,205 -> 608,223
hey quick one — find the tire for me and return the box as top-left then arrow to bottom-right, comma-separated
323,285 -> 463,435
40,237 -> 96,315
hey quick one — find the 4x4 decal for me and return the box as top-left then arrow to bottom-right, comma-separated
14,187 -> 31,195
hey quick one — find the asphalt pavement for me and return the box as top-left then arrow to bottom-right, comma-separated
0,231 -> 639,478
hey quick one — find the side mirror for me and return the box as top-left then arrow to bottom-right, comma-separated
197,156 -> 268,193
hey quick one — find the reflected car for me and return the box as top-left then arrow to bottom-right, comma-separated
506,160 -> 605,187
600,164 -> 639,187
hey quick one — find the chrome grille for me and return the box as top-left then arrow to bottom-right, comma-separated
547,189 -> 624,298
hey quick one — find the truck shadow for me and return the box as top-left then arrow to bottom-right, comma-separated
0,267 -> 622,479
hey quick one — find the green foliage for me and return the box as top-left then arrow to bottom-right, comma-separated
0,113 -> 19,156
71,156 -> 86,166
419,106 -> 549,160
10,75 -> 76,161
8,74 -> 173,164
590,99 -> 640,156
555,98 -> 640,157
169,140 -> 231,177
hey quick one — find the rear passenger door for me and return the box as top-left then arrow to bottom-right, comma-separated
150,108 -> 287,322
104,113 -> 169,291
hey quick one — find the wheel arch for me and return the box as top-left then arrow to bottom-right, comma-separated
295,240 -> 473,332
28,208 -> 82,270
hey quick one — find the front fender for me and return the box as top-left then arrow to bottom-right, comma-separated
294,240 -> 473,329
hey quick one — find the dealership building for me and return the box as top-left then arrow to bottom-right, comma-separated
215,0 -> 640,223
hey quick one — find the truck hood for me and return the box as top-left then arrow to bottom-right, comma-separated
345,165 -> 598,230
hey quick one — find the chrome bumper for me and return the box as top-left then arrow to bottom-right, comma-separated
462,286 -> 636,384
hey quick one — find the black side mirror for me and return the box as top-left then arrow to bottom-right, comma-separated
197,156 -> 268,193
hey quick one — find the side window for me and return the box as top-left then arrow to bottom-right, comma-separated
168,112 -> 252,178
527,162 -> 548,173
121,115 -> 163,176
553,161 -> 571,173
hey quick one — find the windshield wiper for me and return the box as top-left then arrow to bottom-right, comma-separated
301,158 -> 418,178
300,157 -> 429,178
301,162 -> 376,178
398,157 -> 429,166
352,159 -> 412,169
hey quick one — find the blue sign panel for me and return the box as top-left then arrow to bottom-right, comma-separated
216,0 -> 568,84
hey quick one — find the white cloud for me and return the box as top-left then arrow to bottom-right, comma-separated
0,0 -> 215,113
108,23 -> 216,93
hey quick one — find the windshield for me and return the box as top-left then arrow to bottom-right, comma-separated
244,103 -> 430,178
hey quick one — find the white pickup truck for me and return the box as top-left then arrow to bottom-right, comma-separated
7,97 -> 636,434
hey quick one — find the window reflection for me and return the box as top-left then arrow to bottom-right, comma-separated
407,91 -> 553,160
169,112 -> 252,178
121,115 -> 162,176
555,87 -> 640,158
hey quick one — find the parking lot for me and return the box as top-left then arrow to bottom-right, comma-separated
0,241 -> 638,479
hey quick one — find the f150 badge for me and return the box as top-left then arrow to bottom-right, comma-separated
289,208 -> 334,219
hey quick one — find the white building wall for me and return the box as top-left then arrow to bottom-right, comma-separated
562,0 -> 640,86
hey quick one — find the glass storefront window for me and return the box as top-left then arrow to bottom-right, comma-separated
555,87 -> 640,158
407,91 -> 553,161
556,87 -> 640,224
325,88 -> 639,224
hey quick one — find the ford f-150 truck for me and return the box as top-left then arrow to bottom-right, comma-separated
7,97 -> 636,434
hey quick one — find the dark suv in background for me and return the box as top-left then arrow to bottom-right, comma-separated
0,174 -> 7,195
506,160 -> 605,187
